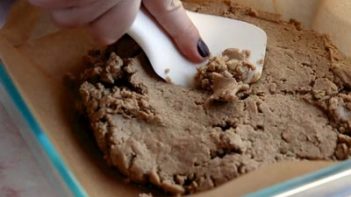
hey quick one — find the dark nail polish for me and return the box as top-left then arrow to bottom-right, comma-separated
197,39 -> 210,58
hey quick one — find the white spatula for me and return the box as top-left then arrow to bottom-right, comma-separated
128,9 -> 267,87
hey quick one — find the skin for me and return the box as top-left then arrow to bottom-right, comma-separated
27,0 -> 209,63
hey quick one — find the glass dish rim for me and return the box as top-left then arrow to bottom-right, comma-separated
248,159 -> 351,196
0,63 -> 87,197
1,62 -> 350,197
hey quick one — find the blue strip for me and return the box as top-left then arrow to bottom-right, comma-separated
0,63 -> 87,197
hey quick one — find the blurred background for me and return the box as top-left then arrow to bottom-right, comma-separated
0,0 -> 13,28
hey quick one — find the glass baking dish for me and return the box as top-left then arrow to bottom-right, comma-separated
0,61 -> 87,197
1,60 -> 351,197
1,0 -> 351,196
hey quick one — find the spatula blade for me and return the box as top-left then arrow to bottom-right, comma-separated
188,11 -> 267,83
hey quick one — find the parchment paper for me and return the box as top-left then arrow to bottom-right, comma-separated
1,0 -> 348,196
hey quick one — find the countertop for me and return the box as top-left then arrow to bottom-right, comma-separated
0,100 -> 55,197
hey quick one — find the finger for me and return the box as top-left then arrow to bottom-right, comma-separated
143,0 -> 210,63
51,0 -> 120,27
88,0 -> 141,45
28,0 -> 97,9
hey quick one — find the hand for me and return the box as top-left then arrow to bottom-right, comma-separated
27,0 -> 210,63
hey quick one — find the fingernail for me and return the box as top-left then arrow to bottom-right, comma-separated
197,39 -> 210,58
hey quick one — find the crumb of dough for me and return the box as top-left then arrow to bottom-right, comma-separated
165,76 -> 173,84
79,52 -> 159,124
196,48 -> 254,103
257,59 -> 264,65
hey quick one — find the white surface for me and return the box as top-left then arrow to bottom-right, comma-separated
0,99 -> 57,197
0,1 -> 55,196
128,10 -> 267,87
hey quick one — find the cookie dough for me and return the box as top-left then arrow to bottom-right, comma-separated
78,0 -> 351,195
196,48 -> 253,103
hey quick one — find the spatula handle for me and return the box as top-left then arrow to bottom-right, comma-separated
126,9 -> 198,87
127,9 -> 175,62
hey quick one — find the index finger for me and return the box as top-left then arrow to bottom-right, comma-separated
143,0 -> 210,63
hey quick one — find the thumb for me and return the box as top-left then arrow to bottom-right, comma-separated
143,0 -> 210,63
